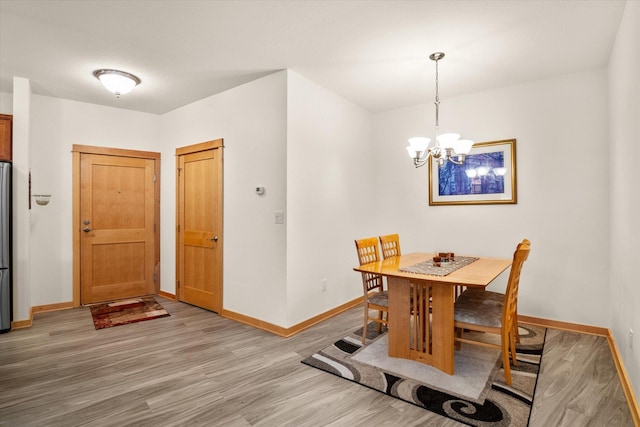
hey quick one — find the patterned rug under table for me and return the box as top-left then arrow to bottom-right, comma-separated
302,322 -> 546,426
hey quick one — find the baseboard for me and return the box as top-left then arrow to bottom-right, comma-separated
11,317 -> 32,329
219,309 -> 289,336
11,301 -> 74,329
157,290 -> 176,300
519,314 -> 639,424
518,314 -> 609,336
33,301 -> 75,314
220,296 -> 364,338
606,330 -> 640,426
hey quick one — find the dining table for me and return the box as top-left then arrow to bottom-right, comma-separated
353,252 -> 512,375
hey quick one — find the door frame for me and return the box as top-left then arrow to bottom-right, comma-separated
175,139 -> 224,311
72,144 -> 161,307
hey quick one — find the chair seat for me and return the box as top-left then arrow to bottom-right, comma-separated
458,288 -> 504,306
368,291 -> 388,307
454,291 -> 502,328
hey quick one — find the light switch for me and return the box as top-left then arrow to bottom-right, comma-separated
275,211 -> 285,224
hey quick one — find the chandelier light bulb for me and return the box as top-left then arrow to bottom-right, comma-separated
406,137 -> 431,158
437,133 -> 461,149
93,69 -> 141,97
455,139 -> 474,155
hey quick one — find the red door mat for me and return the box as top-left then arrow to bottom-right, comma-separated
89,296 -> 170,329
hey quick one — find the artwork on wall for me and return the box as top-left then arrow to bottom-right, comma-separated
429,139 -> 517,206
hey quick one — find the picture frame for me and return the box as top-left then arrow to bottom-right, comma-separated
428,139 -> 517,206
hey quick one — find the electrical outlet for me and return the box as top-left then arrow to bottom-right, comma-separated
321,279 -> 327,292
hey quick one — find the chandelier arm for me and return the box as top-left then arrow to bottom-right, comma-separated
413,150 -> 433,168
414,159 -> 428,168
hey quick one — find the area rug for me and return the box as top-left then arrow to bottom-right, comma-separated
89,296 -> 170,330
302,323 -> 546,426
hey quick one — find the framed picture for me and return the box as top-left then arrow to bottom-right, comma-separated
428,139 -> 517,206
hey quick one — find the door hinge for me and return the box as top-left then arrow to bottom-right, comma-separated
154,274 -> 157,282
177,168 -> 182,176
177,281 -> 180,289
177,224 -> 180,232
153,173 -> 157,183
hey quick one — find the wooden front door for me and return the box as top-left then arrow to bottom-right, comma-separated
176,139 -> 223,312
78,149 -> 158,304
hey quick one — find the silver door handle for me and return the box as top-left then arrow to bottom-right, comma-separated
83,227 -> 91,232
208,236 -> 218,242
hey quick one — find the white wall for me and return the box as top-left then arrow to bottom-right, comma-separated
608,0 -> 640,401
160,71 -> 289,326
374,69 -> 610,327
0,92 -> 12,114
286,70 -> 375,326
27,95 -> 160,313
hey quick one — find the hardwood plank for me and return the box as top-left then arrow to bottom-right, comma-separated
529,328 -> 633,426
0,297 -> 633,426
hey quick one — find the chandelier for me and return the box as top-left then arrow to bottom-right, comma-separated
406,52 -> 473,168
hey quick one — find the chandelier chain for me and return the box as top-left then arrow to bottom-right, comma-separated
434,56 -> 440,129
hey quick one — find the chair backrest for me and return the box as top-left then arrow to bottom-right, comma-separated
379,234 -> 401,259
355,237 -> 380,266
502,239 -> 531,333
355,237 -> 383,293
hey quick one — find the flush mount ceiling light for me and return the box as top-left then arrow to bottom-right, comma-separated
406,52 -> 474,168
93,69 -> 141,98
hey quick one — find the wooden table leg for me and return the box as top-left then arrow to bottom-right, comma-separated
430,282 -> 455,374
387,276 -> 411,359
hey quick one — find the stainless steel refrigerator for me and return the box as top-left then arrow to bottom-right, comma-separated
0,162 -> 11,333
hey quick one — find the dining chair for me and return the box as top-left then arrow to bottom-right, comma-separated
457,239 -> 530,342
453,239 -> 531,385
379,233 -> 401,259
355,237 -> 388,344
376,234 -> 429,348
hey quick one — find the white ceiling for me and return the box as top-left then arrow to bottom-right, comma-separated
0,0 -> 626,115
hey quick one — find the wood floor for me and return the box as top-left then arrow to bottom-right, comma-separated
0,296 -> 634,426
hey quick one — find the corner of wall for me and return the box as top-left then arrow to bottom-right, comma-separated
11,78 -> 33,323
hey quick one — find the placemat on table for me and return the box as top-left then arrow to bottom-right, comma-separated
399,256 -> 478,276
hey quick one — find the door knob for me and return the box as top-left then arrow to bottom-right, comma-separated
208,236 -> 218,242
83,227 -> 91,232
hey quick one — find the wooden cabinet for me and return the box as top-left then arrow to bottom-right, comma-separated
0,114 -> 12,161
